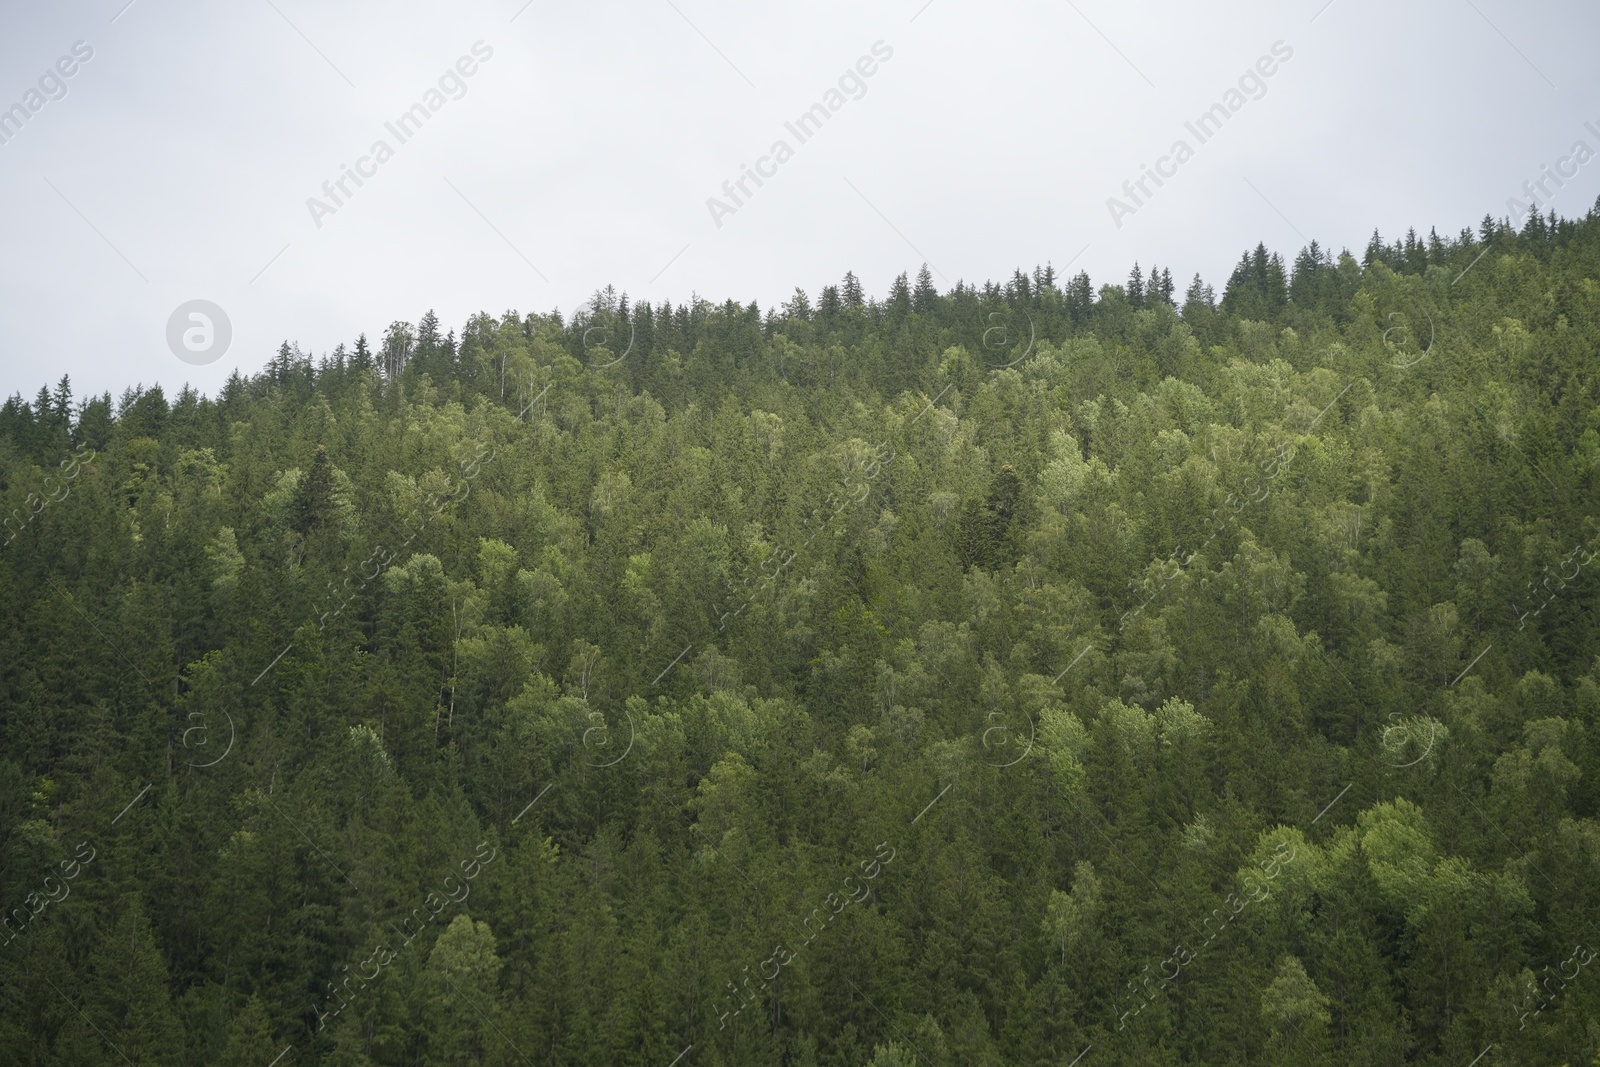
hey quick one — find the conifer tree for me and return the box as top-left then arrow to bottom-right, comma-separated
841,270 -> 864,308
912,264 -> 938,314
291,444 -> 337,537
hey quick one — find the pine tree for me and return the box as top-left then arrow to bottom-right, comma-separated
425,915 -> 506,1065
1290,241 -> 1325,307
912,264 -> 938,314
783,287 -> 813,321
1427,226 -> 1446,261
1220,243 -> 1289,321
1363,228 -> 1391,267
1035,262 -> 1056,295
886,272 -> 912,323
216,996 -> 276,1067
818,284 -> 841,320
269,341 -> 293,386
292,444 -> 337,536
1010,267 -> 1032,302
841,271 -> 864,308
1149,266 -> 1175,307
1066,270 -> 1095,326
75,895 -> 186,1064
413,308 -> 448,381
1403,226 -> 1426,272
50,375 -> 73,427
956,465 -> 1022,570
418,309 -> 441,350
74,390 -> 114,449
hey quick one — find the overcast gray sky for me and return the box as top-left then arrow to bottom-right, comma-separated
2,0 -> 1597,401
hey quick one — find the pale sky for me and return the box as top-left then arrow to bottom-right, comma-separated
2,0 -> 1597,401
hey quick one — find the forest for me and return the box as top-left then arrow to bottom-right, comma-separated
3,205 -> 1600,1065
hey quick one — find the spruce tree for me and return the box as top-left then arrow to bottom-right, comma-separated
292,444 -> 336,536
912,264 -> 938,315
841,270 -> 864,308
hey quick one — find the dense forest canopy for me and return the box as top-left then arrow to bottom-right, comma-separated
4,204 -> 1600,1065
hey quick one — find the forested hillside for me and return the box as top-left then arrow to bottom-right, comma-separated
5,206 -> 1600,1066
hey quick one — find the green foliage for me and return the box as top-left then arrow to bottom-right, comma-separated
5,207 -> 1600,1063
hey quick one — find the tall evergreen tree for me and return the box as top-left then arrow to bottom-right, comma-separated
291,444 -> 337,537
841,271 -> 864,308
912,264 -> 939,315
